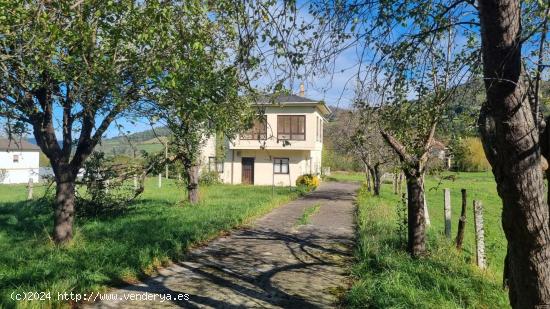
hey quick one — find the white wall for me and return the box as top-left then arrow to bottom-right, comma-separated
0,151 -> 40,184
231,106 -> 326,151
220,149 -> 312,186
197,104 -> 327,186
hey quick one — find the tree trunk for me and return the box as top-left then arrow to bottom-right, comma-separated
370,165 -> 381,196
53,171 -> 76,244
186,164 -> 200,204
478,0 -> 550,306
373,164 -> 382,196
405,173 -> 426,257
393,173 -> 398,194
455,189 -> 467,250
364,164 -> 372,192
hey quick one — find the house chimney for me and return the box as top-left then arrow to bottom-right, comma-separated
299,83 -> 305,97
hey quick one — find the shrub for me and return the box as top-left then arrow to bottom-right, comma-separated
453,137 -> 490,172
296,174 -> 320,191
426,156 -> 447,174
199,170 -> 221,186
77,152 -> 139,218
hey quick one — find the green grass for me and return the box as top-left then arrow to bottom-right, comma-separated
0,178 -> 297,308
296,203 -> 321,225
346,171 -> 510,308
325,171 -> 367,182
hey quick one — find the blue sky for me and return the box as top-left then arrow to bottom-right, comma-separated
9,0 -> 545,141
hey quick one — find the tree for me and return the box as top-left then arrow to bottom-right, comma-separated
323,108 -> 365,172
373,31 -> 469,257
304,0 -> 549,304
0,1 -> 177,244
478,0 -> 550,306
147,4 -> 251,204
339,108 -> 395,196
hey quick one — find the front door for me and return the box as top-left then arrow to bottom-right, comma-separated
242,158 -> 255,185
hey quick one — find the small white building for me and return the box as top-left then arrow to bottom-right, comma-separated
199,93 -> 331,186
0,139 -> 40,184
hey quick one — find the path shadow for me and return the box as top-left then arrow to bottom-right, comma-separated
112,224 -> 354,308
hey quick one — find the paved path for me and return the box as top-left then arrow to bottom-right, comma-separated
85,181 -> 359,309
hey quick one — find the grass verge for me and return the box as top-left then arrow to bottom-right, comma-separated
0,178 -> 298,308
346,179 -> 509,308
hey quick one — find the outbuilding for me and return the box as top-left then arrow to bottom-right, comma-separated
0,138 -> 40,184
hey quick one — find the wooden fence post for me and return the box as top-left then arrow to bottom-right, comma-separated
444,188 -> 451,239
158,173 -> 162,188
473,200 -> 487,269
393,173 -> 398,194
133,175 -> 138,190
421,174 -> 431,227
455,189 -> 467,250
105,179 -> 110,194
423,193 -> 430,227
27,178 -> 33,200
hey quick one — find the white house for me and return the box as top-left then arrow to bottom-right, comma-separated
0,139 -> 40,184
200,92 -> 331,186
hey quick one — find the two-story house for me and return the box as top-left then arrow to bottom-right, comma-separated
0,138 -> 40,184
201,92 -> 330,186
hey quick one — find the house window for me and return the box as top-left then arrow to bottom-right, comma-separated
13,154 -> 19,163
277,115 -> 305,140
273,158 -> 289,174
208,157 -> 224,173
319,119 -> 323,141
241,116 -> 267,140
316,118 -> 321,142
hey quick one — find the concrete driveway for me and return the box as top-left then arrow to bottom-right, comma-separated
85,181 -> 359,309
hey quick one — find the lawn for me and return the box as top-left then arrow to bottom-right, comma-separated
333,171 -> 511,308
0,178 -> 298,308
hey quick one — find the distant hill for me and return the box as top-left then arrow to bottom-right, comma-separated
104,126 -> 171,144
97,127 -> 170,157
25,127 -> 170,158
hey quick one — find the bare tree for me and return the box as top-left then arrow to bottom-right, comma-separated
478,0 -> 550,305
348,108 -> 395,196
297,0 -> 549,303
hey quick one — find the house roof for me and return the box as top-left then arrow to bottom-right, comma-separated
0,138 -> 40,151
430,140 -> 447,151
257,94 -> 318,104
254,94 -> 332,116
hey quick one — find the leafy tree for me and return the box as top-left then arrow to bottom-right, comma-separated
0,1 -> 180,244
147,3 -> 251,204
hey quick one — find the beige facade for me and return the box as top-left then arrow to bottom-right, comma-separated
199,96 -> 330,186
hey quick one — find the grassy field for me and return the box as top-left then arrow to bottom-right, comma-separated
328,171 -> 510,308
0,178 -> 297,308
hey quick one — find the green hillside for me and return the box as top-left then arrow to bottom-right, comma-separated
97,128 -> 170,157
